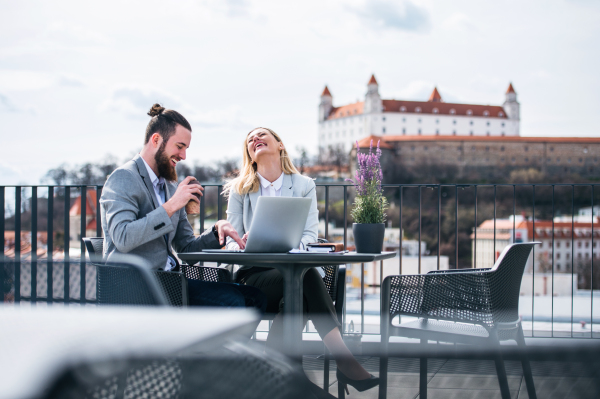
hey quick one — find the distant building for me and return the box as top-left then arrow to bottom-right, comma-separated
472,216 -> 600,272
318,74 -> 519,152
69,189 -> 99,248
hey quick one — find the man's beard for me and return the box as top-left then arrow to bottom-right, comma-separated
154,142 -> 178,182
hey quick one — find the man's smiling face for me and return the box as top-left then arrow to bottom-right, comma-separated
154,124 -> 191,181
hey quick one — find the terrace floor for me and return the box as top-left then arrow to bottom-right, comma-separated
303,355 -> 598,399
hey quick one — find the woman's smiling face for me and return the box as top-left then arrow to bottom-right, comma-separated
247,128 -> 282,162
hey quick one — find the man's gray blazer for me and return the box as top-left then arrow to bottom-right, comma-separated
100,154 -> 219,270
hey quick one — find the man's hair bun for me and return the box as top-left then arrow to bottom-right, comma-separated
148,103 -> 165,117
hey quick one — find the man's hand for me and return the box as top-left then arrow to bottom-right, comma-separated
215,220 -> 245,249
162,176 -> 204,218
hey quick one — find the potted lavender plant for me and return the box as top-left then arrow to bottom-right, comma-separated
348,140 -> 388,253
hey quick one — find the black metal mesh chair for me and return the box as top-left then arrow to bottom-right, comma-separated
379,242 -> 539,399
96,254 -> 169,306
83,237 -> 232,307
45,342 -> 312,399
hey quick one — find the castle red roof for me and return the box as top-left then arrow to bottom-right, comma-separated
506,83 -> 516,94
321,86 -> 332,97
368,74 -> 378,85
326,99 -> 508,120
428,87 -> 442,102
328,102 -> 364,119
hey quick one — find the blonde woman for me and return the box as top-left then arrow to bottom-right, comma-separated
224,127 -> 379,394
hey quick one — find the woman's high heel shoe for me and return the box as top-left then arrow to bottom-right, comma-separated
336,368 -> 380,394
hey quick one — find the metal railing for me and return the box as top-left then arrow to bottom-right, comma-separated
2,183 -> 599,338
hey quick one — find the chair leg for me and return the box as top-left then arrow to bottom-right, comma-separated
379,354 -> 388,399
494,355 -> 511,399
516,327 -> 537,399
420,339 -> 427,399
323,350 -> 330,392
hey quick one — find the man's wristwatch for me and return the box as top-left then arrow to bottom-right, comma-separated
212,225 -> 219,241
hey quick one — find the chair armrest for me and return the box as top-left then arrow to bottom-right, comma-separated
382,272 -> 494,326
181,264 -> 232,283
427,268 -> 491,274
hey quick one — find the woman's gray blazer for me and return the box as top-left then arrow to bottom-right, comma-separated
226,173 -> 319,250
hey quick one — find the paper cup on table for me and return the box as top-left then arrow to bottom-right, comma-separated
185,178 -> 202,215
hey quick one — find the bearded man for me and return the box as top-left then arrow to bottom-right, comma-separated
99,104 -> 266,310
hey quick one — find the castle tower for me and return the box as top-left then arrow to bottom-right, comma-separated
318,85 -> 333,122
428,87 -> 443,102
364,74 -> 382,114
503,83 -> 520,121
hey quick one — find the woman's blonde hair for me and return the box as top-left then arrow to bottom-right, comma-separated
223,127 -> 299,196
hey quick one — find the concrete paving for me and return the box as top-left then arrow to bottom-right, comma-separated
303,355 -> 599,399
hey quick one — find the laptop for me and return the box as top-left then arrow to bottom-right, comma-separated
203,196 -> 312,253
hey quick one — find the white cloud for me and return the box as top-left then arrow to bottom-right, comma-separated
347,0 -> 430,32
441,13 -> 478,33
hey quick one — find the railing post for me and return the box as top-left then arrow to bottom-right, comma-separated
80,186 -> 86,304
0,186 -> 4,303
64,186 -> 70,305
15,186 -> 21,303
31,187 -> 37,304
47,187 -> 54,304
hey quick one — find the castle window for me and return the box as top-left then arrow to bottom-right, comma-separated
550,147 -> 554,152
512,157 -> 516,162
400,106 -> 407,112
501,157 -> 505,162
402,118 -> 406,122
382,116 -> 386,121
470,131 -> 473,135
483,110 -> 489,116
498,112 -> 504,117
485,146 -> 490,152
382,127 -> 386,134
453,130 -> 456,135
584,148 -> 589,153
415,107 -> 421,113
524,146 -> 528,151
557,157 -> 560,162
418,129 -> 422,135
501,122 -> 505,127
418,118 -> 422,123
402,128 -> 406,134
424,146 -> 428,151
453,120 -> 456,125
486,132 -> 490,136
411,146 -> 415,151
433,108 -> 439,114
525,158 -> 529,162
580,158 -> 583,163
471,146 -> 476,151
466,109 -> 473,115
342,131 -> 346,137
568,158 -> 572,163
501,132 -> 505,136
470,121 -> 473,125
547,158 -> 551,162
436,119 -> 439,124
436,129 -> 439,135
500,146 -> 505,151
486,121 -> 490,126
450,109 -> 456,115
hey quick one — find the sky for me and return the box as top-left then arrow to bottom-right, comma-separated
1,0 -> 599,185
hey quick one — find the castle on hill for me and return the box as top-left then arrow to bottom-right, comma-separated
318,74 -> 520,152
